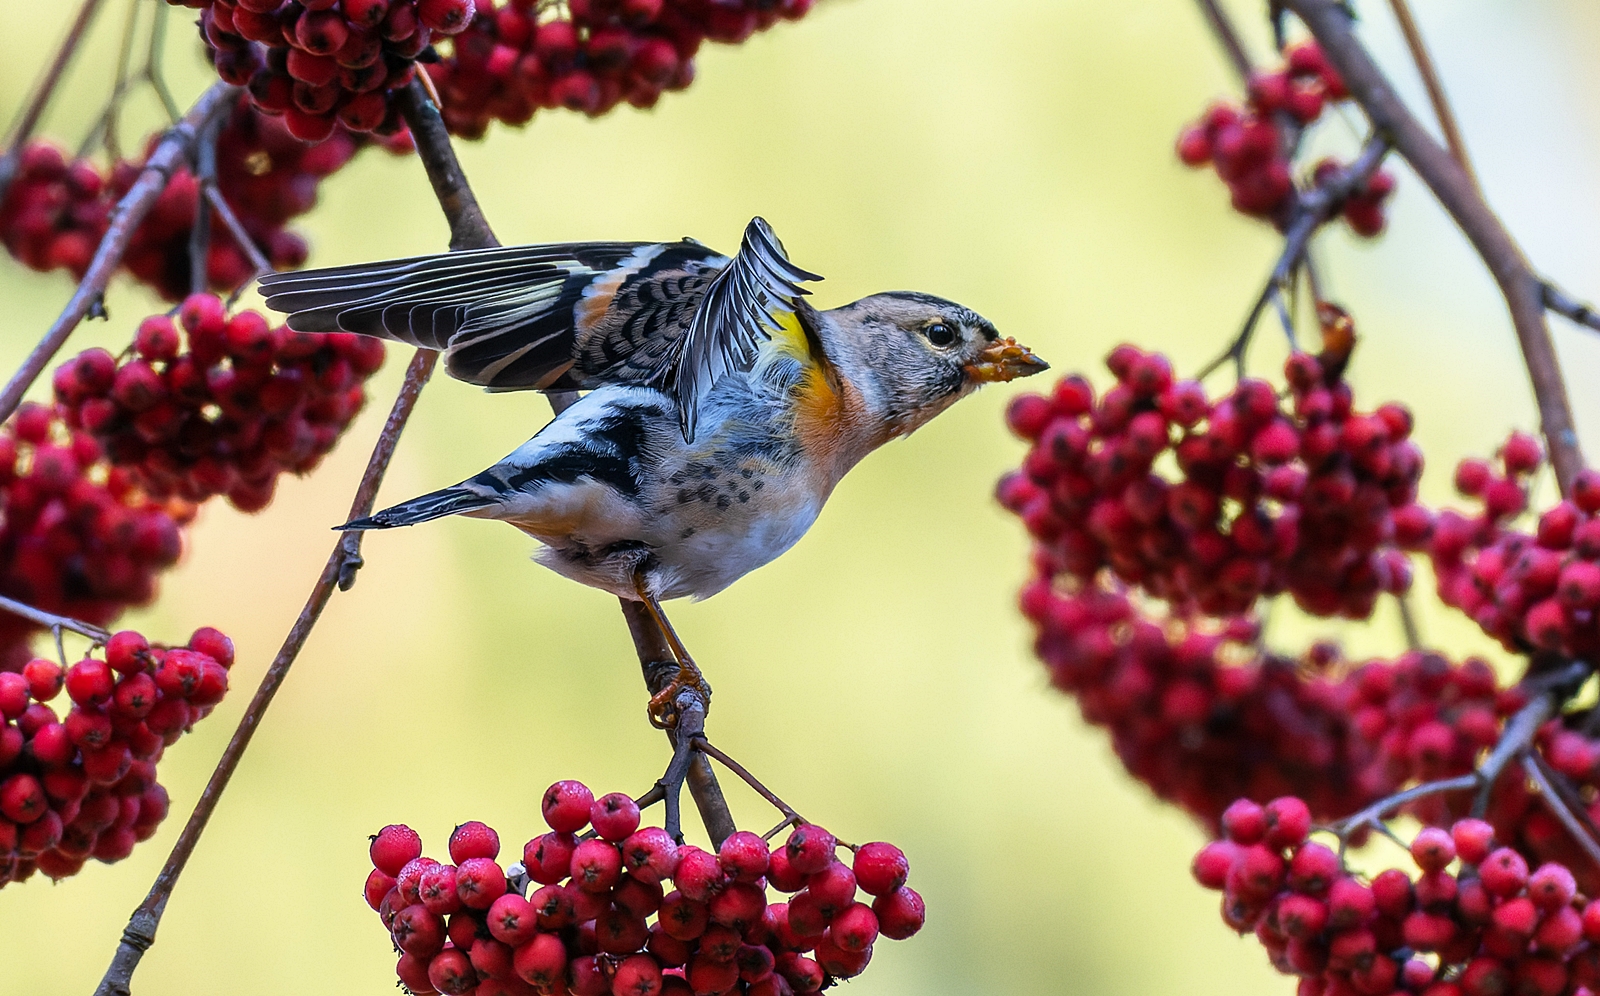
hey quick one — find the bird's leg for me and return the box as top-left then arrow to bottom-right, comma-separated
633,572 -> 712,729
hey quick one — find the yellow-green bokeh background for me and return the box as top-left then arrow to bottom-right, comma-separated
5,1 -> 1600,993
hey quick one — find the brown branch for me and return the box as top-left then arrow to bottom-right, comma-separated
1192,0 -> 1255,84
1282,0 -> 1585,495
93,347 -> 438,996
0,0 -> 107,203
1385,0 -> 1478,189
0,81 -> 238,428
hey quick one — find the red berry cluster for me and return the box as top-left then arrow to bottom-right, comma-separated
425,0 -> 815,139
53,292 -> 385,511
0,626 -> 234,886
1001,347 -> 1426,621
1176,41 -> 1392,230
0,403 -> 189,654
1424,433 -> 1600,666
366,782 -> 924,996
188,0 -> 473,143
0,103 -> 376,300
1019,566 -> 1516,829
1195,799 -> 1600,996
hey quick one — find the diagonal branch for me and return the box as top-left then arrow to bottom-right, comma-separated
0,81 -> 238,428
1192,0 -> 1255,84
1280,0 -> 1585,495
93,347 -> 439,996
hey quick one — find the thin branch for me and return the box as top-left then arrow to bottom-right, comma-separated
1396,592 -> 1421,650
79,0 -> 145,162
205,186 -> 273,278
144,1 -> 179,123
1384,0 -> 1477,189
93,347 -> 438,996
1200,135 -> 1392,378
1543,282 -> 1600,335
0,82 -> 239,429
1192,0 -> 1255,84
1282,0 -> 1585,495
187,115 -> 223,297
690,736 -> 807,827
0,593 -> 110,643
0,0 -> 107,203
1526,753 -> 1600,873
393,78 -> 737,846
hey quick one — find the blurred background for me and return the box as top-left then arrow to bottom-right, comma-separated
4,1 -> 1600,993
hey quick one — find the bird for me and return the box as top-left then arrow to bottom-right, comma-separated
258,217 -> 1047,721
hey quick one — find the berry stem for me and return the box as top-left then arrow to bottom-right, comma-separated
689,736 -> 808,828
0,81 -> 238,428
0,593 -> 111,644
207,185 -> 275,305
0,0 -> 107,204
1383,0 -> 1478,190
1281,0 -> 1586,494
1191,0 -> 1256,85
1199,134 -> 1392,379
91,345 -> 440,996
1330,661 -> 1591,852
1524,752 -> 1600,872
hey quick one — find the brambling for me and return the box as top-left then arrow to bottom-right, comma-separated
259,218 -> 1046,714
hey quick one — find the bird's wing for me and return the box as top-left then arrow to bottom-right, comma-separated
657,217 -> 823,440
257,241 -> 660,391
256,218 -> 822,439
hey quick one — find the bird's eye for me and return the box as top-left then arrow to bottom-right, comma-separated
924,322 -> 956,348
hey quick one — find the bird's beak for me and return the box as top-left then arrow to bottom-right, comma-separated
965,337 -> 1049,383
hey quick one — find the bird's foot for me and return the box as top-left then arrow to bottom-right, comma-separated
647,660 -> 712,730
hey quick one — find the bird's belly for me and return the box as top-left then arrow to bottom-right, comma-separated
648,483 -> 824,600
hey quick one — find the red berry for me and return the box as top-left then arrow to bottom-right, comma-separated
784,824 -> 835,876
371,824 -> 423,876
449,820 -> 500,863
871,886 -> 925,940
542,780 -> 594,833
589,792 -> 641,842
852,841 -> 909,897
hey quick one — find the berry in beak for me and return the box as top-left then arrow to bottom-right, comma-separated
965,337 -> 1049,384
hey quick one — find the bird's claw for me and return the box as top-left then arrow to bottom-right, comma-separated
647,662 -> 711,729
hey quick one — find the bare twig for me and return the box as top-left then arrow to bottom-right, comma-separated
691,736 -> 807,827
1282,0 -> 1585,495
93,346 -> 438,996
0,82 -> 238,428
1526,753 -> 1600,873
187,115 -> 224,297
0,0 -> 107,203
1543,282 -> 1600,335
0,593 -> 110,644
1200,135 -> 1392,378
205,186 -> 273,279
1192,0 -> 1255,84
1384,0 -> 1477,189
393,78 -> 737,845
1396,592 -> 1421,651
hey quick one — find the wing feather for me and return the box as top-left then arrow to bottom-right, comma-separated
668,217 -> 823,439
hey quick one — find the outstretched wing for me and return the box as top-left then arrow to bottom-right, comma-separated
257,241 -> 663,391
662,217 -> 822,440
256,218 -> 822,440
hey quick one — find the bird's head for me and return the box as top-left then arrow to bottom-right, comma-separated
822,291 -> 1048,437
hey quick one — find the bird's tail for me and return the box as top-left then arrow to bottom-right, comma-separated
338,485 -> 497,530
